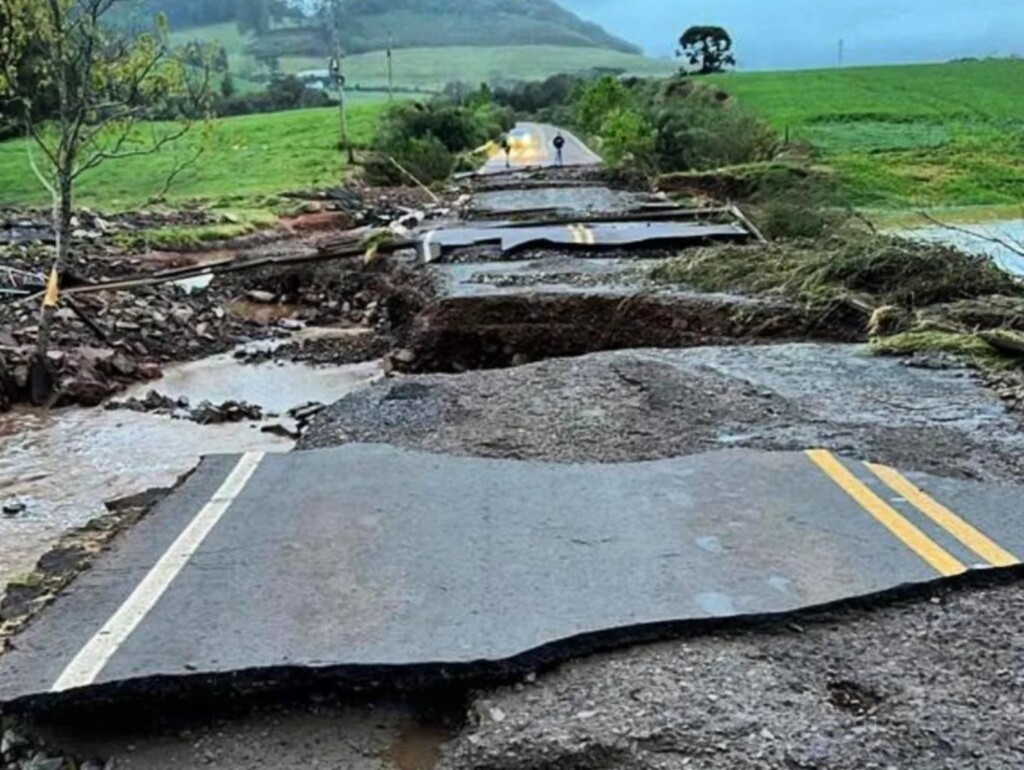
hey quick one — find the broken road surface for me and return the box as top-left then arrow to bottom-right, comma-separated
4,125 -> 1024,770
1,444 -> 1020,707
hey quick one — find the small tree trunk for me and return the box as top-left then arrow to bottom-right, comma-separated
35,171 -> 73,359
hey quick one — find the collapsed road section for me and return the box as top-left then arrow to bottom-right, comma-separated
0,444 -> 1020,708
3,123 -> 1024,770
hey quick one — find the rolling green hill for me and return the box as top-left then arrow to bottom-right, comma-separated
4,57 -> 1020,214
708,59 -> 1024,210
324,0 -> 639,55
163,0 -> 639,62
170,23 -> 675,88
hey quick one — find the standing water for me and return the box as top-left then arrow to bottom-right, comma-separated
904,219 -> 1024,276
0,355 -> 381,585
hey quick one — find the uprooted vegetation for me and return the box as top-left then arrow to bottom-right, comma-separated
653,236 -> 1020,307
652,235 -> 1024,371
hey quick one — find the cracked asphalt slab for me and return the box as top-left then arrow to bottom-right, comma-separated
305,344 -> 1024,769
8,441 -> 1022,706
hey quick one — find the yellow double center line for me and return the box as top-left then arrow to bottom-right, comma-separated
567,224 -> 596,246
807,449 -> 1019,576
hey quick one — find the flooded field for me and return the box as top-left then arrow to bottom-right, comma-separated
905,218 -> 1024,275
0,355 -> 381,585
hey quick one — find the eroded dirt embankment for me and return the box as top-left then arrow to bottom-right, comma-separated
392,292 -> 862,373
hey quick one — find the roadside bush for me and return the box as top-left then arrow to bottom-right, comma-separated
575,76 -> 633,137
650,86 -> 778,172
366,99 -> 512,185
364,134 -> 455,187
215,76 -> 333,117
598,108 -> 655,171
570,75 -> 777,176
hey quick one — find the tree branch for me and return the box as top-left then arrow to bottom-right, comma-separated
74,120 -> 193,178
917,211 -> 1024,258
25,121 -> 58,203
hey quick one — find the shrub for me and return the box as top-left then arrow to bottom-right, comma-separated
215,76 -> 333,117
598,108 -> 655,171
650,87 -> 778,172
575,76 -> 633,137
366,100 -> 512,184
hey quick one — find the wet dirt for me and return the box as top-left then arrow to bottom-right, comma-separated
0,355 -> 381,586
24,700 -> 459,770
228,299 -> 305,324
398,292 -> 861,373
385,723 -> 452,770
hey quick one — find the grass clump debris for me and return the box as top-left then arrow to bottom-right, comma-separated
652,235 -> 1021,309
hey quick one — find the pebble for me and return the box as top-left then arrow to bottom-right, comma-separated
2,499 -> 26,516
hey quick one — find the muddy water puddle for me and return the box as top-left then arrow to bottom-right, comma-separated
0,355 -> 381,585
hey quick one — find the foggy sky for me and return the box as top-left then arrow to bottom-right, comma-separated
560,0 -> 1023,69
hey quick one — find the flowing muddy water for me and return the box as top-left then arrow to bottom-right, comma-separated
0,355 -> 382,585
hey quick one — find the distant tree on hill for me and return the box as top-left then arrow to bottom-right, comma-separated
221,71 -> 237,98
678,26 -> 736,75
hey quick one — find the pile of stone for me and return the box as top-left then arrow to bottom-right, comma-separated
1,207 -> 222,248
1,727 -> 111,770
106,390 -> 264,424
0,345 -> 161,409
0,280 -> 275,409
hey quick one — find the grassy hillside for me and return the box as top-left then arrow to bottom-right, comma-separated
327,0 -> 638,55
172,23 -> 673,89
0,104 -> 384,210
4,57 -> 1018,216
708,59 -> 1024,209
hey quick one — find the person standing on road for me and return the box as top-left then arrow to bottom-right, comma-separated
553,133 -> 566,167
500,136 -> 512,169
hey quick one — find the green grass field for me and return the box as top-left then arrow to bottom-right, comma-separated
3,53 -> 1021,216
171,22 -> 675,92
709,59 -> 1024,209
0,104 -> 383,210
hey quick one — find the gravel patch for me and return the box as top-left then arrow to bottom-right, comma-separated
301,343 -> 1024,483
443,573 -> 1024,770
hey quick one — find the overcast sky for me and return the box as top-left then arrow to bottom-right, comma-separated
560,0 -> 1023,69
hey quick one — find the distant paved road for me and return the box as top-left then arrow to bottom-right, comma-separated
480,122 -> 602,174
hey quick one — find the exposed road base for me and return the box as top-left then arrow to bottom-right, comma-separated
398,289 -> 860,372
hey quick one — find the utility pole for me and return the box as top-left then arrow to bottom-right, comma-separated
386,33 -> 394,102
329,0 -> 353,164
837,38 -> 845,68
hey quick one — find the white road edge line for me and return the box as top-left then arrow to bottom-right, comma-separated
51,452 -> 266,693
